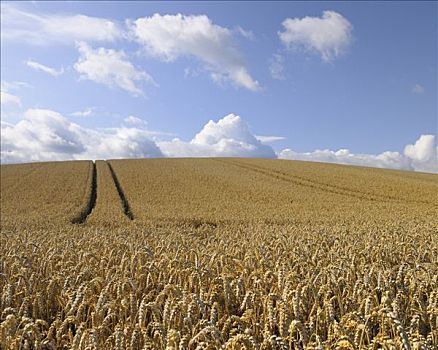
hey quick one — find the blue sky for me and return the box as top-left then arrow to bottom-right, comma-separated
1,1 -> 437,172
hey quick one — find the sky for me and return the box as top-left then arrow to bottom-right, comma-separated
1,1 -> 437,172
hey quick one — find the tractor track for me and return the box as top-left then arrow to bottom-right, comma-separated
71,161 -> 97,224
71,160 -> 133,224
218,159 -> 434,206
107,162 -> 134,220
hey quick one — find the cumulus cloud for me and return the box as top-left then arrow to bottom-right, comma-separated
129,13 -> 260,91
279,134 -> 438,173
279,11 -> 353,62
1,108 -> 162,163
1,110 -> 274,162
1,3 -> 123,45
84,127 -> 163,160
1,109 -> 85,162
26,60 -> 64,77
74,42 -> 155,96
404,135 -> 438,172
1,91 -> 21,107
412,84 -> 425,94
159,114 -> 276,158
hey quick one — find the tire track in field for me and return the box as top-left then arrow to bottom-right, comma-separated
219,159 -> 432,205
71,161 -> 97,224
220,159 -> 378,202
107,161 -> 134,220
228,159 -> 384,202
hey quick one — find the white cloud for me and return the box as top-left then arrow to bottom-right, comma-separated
74,42 -> 155,96
70,107 -> 96,117
269,54 -> 286,80
412,84 -> 425,94
124,115 -> 147,126
1,91 -> 21,107
129,13 -> 260,91
278,148 -> 411,170
279,134 -> 438,173
1,109 -> 85,162
3,107 -> 435,173
279,11 -> 353,62
236,26 -> 254,40
255,135 -> 286,143
1,3 -> 123,45
404,134 -> 435,162
1,108 -> 163,163
404,134 -> 438,172
1,81 -> 32,91
26,60 -> 64,77
2,112 -> 269,160
184,67 -> 202,79
159,114 -> 276,158
84,127 -> 163,160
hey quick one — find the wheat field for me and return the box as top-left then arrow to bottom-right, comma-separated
1,158 -> 437,349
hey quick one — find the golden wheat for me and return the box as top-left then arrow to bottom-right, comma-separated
0,158 -> 437,349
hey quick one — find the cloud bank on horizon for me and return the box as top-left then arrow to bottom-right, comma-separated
1,110 -> 436,173
279,134 -> 438,173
